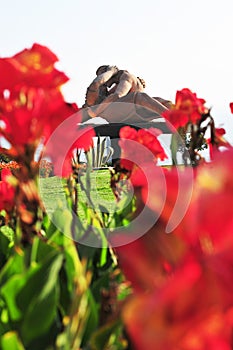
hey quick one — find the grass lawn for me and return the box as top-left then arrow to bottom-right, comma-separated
39,168 -> 116,222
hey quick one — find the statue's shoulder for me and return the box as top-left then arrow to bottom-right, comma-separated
119,70 -> 136,82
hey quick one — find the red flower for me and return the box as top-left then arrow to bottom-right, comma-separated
163,108 -> 189,129
0,43 -> 68,91
230,102 -> 233,114
0,60 -> 21,92
0,43 -> 97,178
128,164 -> 194,235
0,44 -> 79,154
182,149 -> 233,250
116,162 -> 233,346
42,99 -> 80,143
114,129 -> 233,350
123,256 -> 233,350
0,169 -> 15,212
163,88 -> 207,130
0,88 -> 79,149
119,126 -> 167,171
44,117 -> 95,177
113,224 -> 186,293
207,127 -> 231,160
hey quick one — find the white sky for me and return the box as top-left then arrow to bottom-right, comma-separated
1,0 -> 233,141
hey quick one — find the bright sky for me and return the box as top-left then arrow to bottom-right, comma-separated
1,0 -> 233,141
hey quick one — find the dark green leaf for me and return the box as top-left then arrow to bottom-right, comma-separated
81,290 -> 98,347
1,331 -> 25,350
0,232 -> 13,269
1,276 -> 26,321
16,252 -> 63,344
0,253 -> 24,287
89,320 -> 122,350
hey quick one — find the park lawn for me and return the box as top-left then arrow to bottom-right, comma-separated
39,168 -> 116,223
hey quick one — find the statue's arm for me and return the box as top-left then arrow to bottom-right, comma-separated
84,67 -> 118,107
87,93 -> 118,118
113,79 -> 132,98
87,76 -> 133,117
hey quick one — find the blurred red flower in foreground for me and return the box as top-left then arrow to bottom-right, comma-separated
163,88 -> 208,129
119,126 -> 167,171
0,169 -> 15,212
44,122 -> 95,177
123,257 -> 233,350
183,148 -> 233,250
115,147 -> 233,349
0,88 -> 79,148
0,43 -> 68,91
207,127 -> 232,160
0,44 -> 79,152
0,43 -> 95,177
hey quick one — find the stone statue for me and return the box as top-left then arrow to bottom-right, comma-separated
81,65 -> 172,123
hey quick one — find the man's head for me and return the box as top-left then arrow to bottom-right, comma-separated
96,65 -> 118,76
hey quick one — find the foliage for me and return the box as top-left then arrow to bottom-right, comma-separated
0,43 -> 129,349
164,88 -> 231,166
0,43 -> 233,350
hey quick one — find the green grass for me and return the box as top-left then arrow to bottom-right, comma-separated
39,176 -> 68,215
39,169 -> 116,222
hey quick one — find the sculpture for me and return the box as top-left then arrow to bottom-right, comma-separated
81,65 -> 172,123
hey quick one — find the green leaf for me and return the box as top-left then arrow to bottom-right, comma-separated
0,232 -> 13,269
1,331 -> 25,350
1,275 -> 26,321
98,204 -> 111,226
0,226 -> 14,242
99,247 -> 108,267
63,248 -> 77,293
41,212 -> 50,231
59,245 -> 80,316
81,290 -> 99,347
21,288 -> 58,345
91,272 -> 111,303
0,253 -> 24,287
30,236 -> 55,264
89,320 -> 122,350
16,251 -> 63,344
51,208 -> 73,240
44,219 -> 59,240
